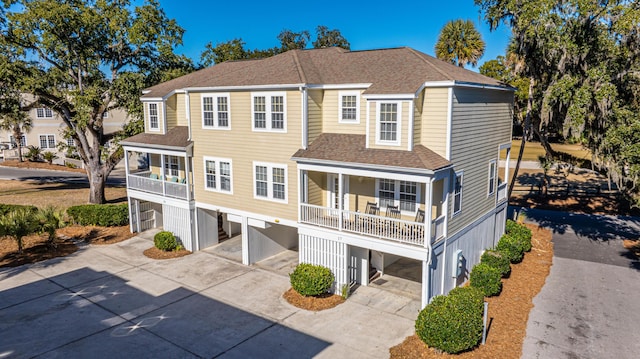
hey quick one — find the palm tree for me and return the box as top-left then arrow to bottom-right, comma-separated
37,206 -> 66,248
435,19 -> 486,68
0,208 -> 38,254
0,106 -> 32,162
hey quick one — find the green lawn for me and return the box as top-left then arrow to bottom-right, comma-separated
505,140 -> 591,162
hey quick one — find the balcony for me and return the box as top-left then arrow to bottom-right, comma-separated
497,182 -> 507,202
300,203 -> 446,246
127,171 -> 193,200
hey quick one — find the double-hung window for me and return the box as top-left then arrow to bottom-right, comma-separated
376,101 -> 401,145
252,93 -> 286,132
488,160 -> 497,195
202,94 -> 230,129
453,172 -> 463,215
39,135 -> 55,149
36,108 -> 53,119
10,135 -> 26,148
253,162 -> 287,202
339,91 -> 360,123
204,157 -> 232,193
148,103 -> 159,130
164,155 -> 179,178
377,179 -> 420,213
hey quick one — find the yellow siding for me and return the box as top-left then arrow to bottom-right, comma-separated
165,96 -> 178,129
191,90 -> 303,222
367,101 -> 411,150
321,90 -> 366,135
175,94 -> 187,126
308,90 -> 323,143
308,171 -> 325,207
419,88 -> 449,158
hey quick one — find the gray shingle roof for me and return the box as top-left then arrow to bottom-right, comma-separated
142,47 -> 506,98
292,133 -> 451,172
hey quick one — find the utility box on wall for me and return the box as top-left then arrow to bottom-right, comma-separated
452,249 -> 465,277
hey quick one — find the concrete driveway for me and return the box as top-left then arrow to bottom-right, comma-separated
520,208 -> 640,359
0,233 -> 418,359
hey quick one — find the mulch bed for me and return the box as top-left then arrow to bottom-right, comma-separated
283,287 -> 345,311
143,246 -> 191,259
57,225 -> 135,245
389,224 -> 553,359
623,239 -> 640,258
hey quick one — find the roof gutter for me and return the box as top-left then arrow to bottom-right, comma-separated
420,80 -> 515,92
291,157 -> 454,176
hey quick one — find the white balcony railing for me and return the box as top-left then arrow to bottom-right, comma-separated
497,182 -> 508,202
300,203 -> 429,246
431,215 -> 446,241
127,172 -> 191,200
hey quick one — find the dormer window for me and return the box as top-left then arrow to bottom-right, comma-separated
339,91 -> 360,123
376,101 -> 401,145
148,103 -> 159,131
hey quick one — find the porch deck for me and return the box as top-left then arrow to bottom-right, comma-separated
127,171 -> 192,200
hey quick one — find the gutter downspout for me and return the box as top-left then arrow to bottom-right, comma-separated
185,90 -> 192,141
426,177 -> 435,266
300,86 -> 308,149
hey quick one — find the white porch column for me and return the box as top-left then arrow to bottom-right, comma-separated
123,149 -> 130,188
424,179 -> 433,247
241,216 -> 249,265
442,176 -> 449,239
184,153 -> 191,201
160,155 -> 166,196
338,172 -> 344,231
421,259 -> 430,308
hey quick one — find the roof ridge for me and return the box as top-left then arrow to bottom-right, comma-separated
405,48 -> 454,81
290,50 -> 307,83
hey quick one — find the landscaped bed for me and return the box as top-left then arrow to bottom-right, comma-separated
389,224 -> 553,358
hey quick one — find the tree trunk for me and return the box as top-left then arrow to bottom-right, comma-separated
87,168 -> 106,204
508,77 -> 535,199
533,127 -> 556,159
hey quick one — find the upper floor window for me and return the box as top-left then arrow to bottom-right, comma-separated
377,179 -> 419,214
204,157 -> 233,193
36,108 -> 53,119
202,94 -> 230,129
67,137 -> 75,147
9,135 -> 26,148
148,103 -> 159,130
376,102 -> 401,145
252,92 -> 286,132
39,134 -> 56,149
488,160 -> 497,196
453,172 -> 463,215
339,91 -> 360,123
253,162 -> 287,203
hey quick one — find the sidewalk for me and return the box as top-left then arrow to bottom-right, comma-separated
0,234 -> 418,358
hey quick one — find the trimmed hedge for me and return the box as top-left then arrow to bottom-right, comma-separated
154,231 -> 178,251
506,220 -> 532,253
480,250 -> 511,277
0,204 -> 38,216
470,263 -> 502,297
66,204 -> 128,227
496,234 -> 524,263
289,263 -> 334,297
415,286 -> 484,354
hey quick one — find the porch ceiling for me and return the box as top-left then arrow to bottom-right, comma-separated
292,133 -> 451,172
121,126 -> 192,152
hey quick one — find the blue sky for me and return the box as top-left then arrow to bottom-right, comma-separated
158,0 -> 512,71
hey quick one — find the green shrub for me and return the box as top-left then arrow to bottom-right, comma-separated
470,263 -> 502,297
496,234 -> 524,263
154,231 -> 178,251
42,151 -> 58,165
505,219 -> 532,252
0,204 -> 38,217
480,250 -> 511,277
415,286 -> 484,354
66,204 -> 128,227
289,263 -> 334,297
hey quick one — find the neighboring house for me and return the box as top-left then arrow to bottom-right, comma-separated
121,47 -> 513,307
0,96 -> 130,166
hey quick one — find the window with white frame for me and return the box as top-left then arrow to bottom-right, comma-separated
253,162 -> 287,202
36,108 -> 53,119
202,94 -> 230,129
488,160 -> 497,195
453,172 -> 463,215
252,93 -> 286,131
102,111 -> 109,119
39,135 -> 56,149
67,138 -> 75,147
148,103 -> 159,130
164,155 -> 179,178
377,179 -> 420,213
10,135 -> 26,148
339,92 -> 359,123
204,157 -> 232,193
377,102 -> 401,145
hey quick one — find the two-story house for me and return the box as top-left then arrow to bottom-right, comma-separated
121,47 -> 513,307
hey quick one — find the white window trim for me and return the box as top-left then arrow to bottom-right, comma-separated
375,178 -> 421,215
375,101 -> 402,146
253,161 -> 288,203
251,92 -> 287,133
453,171 -> 464,216
148,102 -> 160,132
36,108 -> 53,119
39,134 -> 56,149
203,156 -> 233,194
201,93 -> 231,130
488,160 -> 497,196
338,91 -> 360,124
163,155 -> 181,178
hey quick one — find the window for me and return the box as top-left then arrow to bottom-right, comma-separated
204,157 -> 232,193
376,102 -> 401,145
453,172 -> 463,215
36,108 -> 53,118
488,160 -> 497,195
102,111 -> 109,119
39,135 -> 56,149
67,138 -> 75,147
202,94 -> 230,129
10,135 -> 26,148
339,91 -> 360,123
252,93 -> 287,131
148,103 -> 159,130
164,155 -> 179,178
377,179 -> 420,213
253,162 -> 287,202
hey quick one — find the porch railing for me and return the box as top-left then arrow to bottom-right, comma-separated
497,182 -> 508,202
431,215 -> 446,241
127,171 -> 191,200
300,203 -> 427,246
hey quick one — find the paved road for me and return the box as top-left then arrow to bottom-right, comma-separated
0,165 -> 125,185
519,207 -> 640,359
